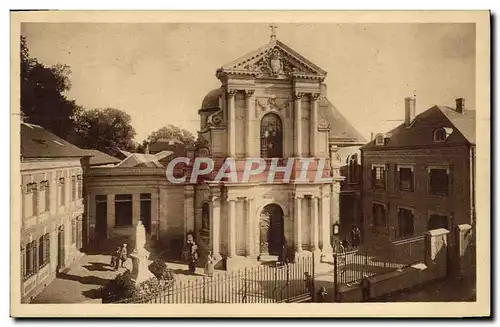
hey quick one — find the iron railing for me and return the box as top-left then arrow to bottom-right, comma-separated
333,234 -> 426,287
116,256 -> 314,304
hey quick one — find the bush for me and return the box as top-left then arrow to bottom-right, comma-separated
101,271 -> 138,303
148,259 -> 175,281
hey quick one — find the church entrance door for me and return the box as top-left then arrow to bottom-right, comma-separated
259,204 -> 284,256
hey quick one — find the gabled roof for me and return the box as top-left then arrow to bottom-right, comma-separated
362,105 -> 475,150
320,98 -> 366,145
154,150 -> 174,161
85,149 -> 121,166
21,123 -> 90,159
217,39 -> 327,81
116,153 -> 164,168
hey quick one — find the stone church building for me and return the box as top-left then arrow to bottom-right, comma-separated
85,33 -> 365,270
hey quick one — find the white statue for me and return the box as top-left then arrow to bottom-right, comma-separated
134,221 -> 147,252
130,220 -> 153,284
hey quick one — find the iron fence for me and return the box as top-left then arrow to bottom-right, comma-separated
117,256 -> 314,304
333,234 -> 426,287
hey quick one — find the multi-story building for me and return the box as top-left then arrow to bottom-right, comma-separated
361,97 -> 475,249
20,122 -> 90,303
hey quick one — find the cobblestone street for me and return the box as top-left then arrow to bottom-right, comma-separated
31,252 -> 220,303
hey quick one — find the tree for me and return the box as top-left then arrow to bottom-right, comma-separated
143,125 -> 196,147
20,36 -> 79,138
72,108 -> 136,157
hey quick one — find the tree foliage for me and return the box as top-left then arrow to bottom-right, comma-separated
137,125 -> 195,152
72,108 -> 136,157
20,36 -> 78,138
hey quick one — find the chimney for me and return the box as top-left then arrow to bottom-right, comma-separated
404,96 -> 416,127
145,143 -> 150,154
455,98 -> 465,114
370,132 -> 374,141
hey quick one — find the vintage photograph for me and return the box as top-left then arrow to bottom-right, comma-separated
10,11 -> 490,317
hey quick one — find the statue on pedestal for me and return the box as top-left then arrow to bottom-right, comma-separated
129,221 -> 154,284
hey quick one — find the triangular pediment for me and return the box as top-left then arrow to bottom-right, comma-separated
218,40 -> 327,80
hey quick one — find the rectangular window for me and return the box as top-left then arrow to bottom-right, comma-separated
428,214 -> 449,230
371,165 -> 386,189
24,184 -> 34,218
71,176 -> 76,202
398,167 -> 414,191
77,175 -> 83,199
429,168 -> 449,195
398,208 -> 414,237
23,240 -> 37,280
59,178 -> 65,207
38,234 -> 50,268
29,183 -> 38,217
71,219 -> 76,245
372,203 -> 387,227
115,194 -> 133,226
140,193 -> 152,234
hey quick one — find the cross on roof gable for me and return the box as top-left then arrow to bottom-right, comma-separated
217,39 -> 327,81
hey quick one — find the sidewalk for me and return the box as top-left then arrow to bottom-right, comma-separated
31,252 -> 223,303
31,253 -> 123,303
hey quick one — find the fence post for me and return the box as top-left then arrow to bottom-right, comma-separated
312,252 -> 316,302
203,274 -> 206,304
243,267 -> 247,303
333,253 -> 338,302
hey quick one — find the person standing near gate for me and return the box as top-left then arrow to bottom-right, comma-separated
205,250 -> 215,277
351,225 -> 361,248
280,244 -> 288,265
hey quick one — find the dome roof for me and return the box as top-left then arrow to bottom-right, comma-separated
201,88 -> 222,110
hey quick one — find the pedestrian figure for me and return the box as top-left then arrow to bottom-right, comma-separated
342,239 -> 351,251
188,242 -> 198,274
317,286 -> 328,303
205,250 -> 215,277
280,244 -> 289,265
111,246 -> 121,271
303,272 -> 313,297
120,244 -> 128,268
351,225 -> 361,248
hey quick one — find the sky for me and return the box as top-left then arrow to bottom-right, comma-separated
21,23 -> 476,142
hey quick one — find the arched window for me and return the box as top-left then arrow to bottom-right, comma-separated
260,113 -> 283,158
433,128 -> 446,142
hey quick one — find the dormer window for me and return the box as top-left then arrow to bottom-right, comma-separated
433,127 -> 453,142
375,134 -> 384,146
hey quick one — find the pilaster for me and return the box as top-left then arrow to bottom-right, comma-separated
244,90 -> 255,157
294,92 -> 305,157
227,89 -> 237,157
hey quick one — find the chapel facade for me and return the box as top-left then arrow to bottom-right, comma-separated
190,33 -> 365,269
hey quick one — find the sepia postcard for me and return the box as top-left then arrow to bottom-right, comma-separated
10,10 -> 490,318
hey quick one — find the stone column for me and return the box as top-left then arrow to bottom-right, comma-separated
321,193 -> 333,254
106,194 -> 115,238
245,90 -> 255,157
227,197 -> 237,257
294,196 -> 303,252
227,89 -> 237,157
133,193 -> 141,226
310,93 -> 320,157
294,92 -> 304,157
245,197 -> 255,257
311,196 -> 320,252
210,196 -> 221,259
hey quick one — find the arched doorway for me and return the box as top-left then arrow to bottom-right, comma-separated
259,204 -> 285,256
260,113 -> 283,158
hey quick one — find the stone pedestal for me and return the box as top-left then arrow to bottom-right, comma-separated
130,248 -> 154,284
